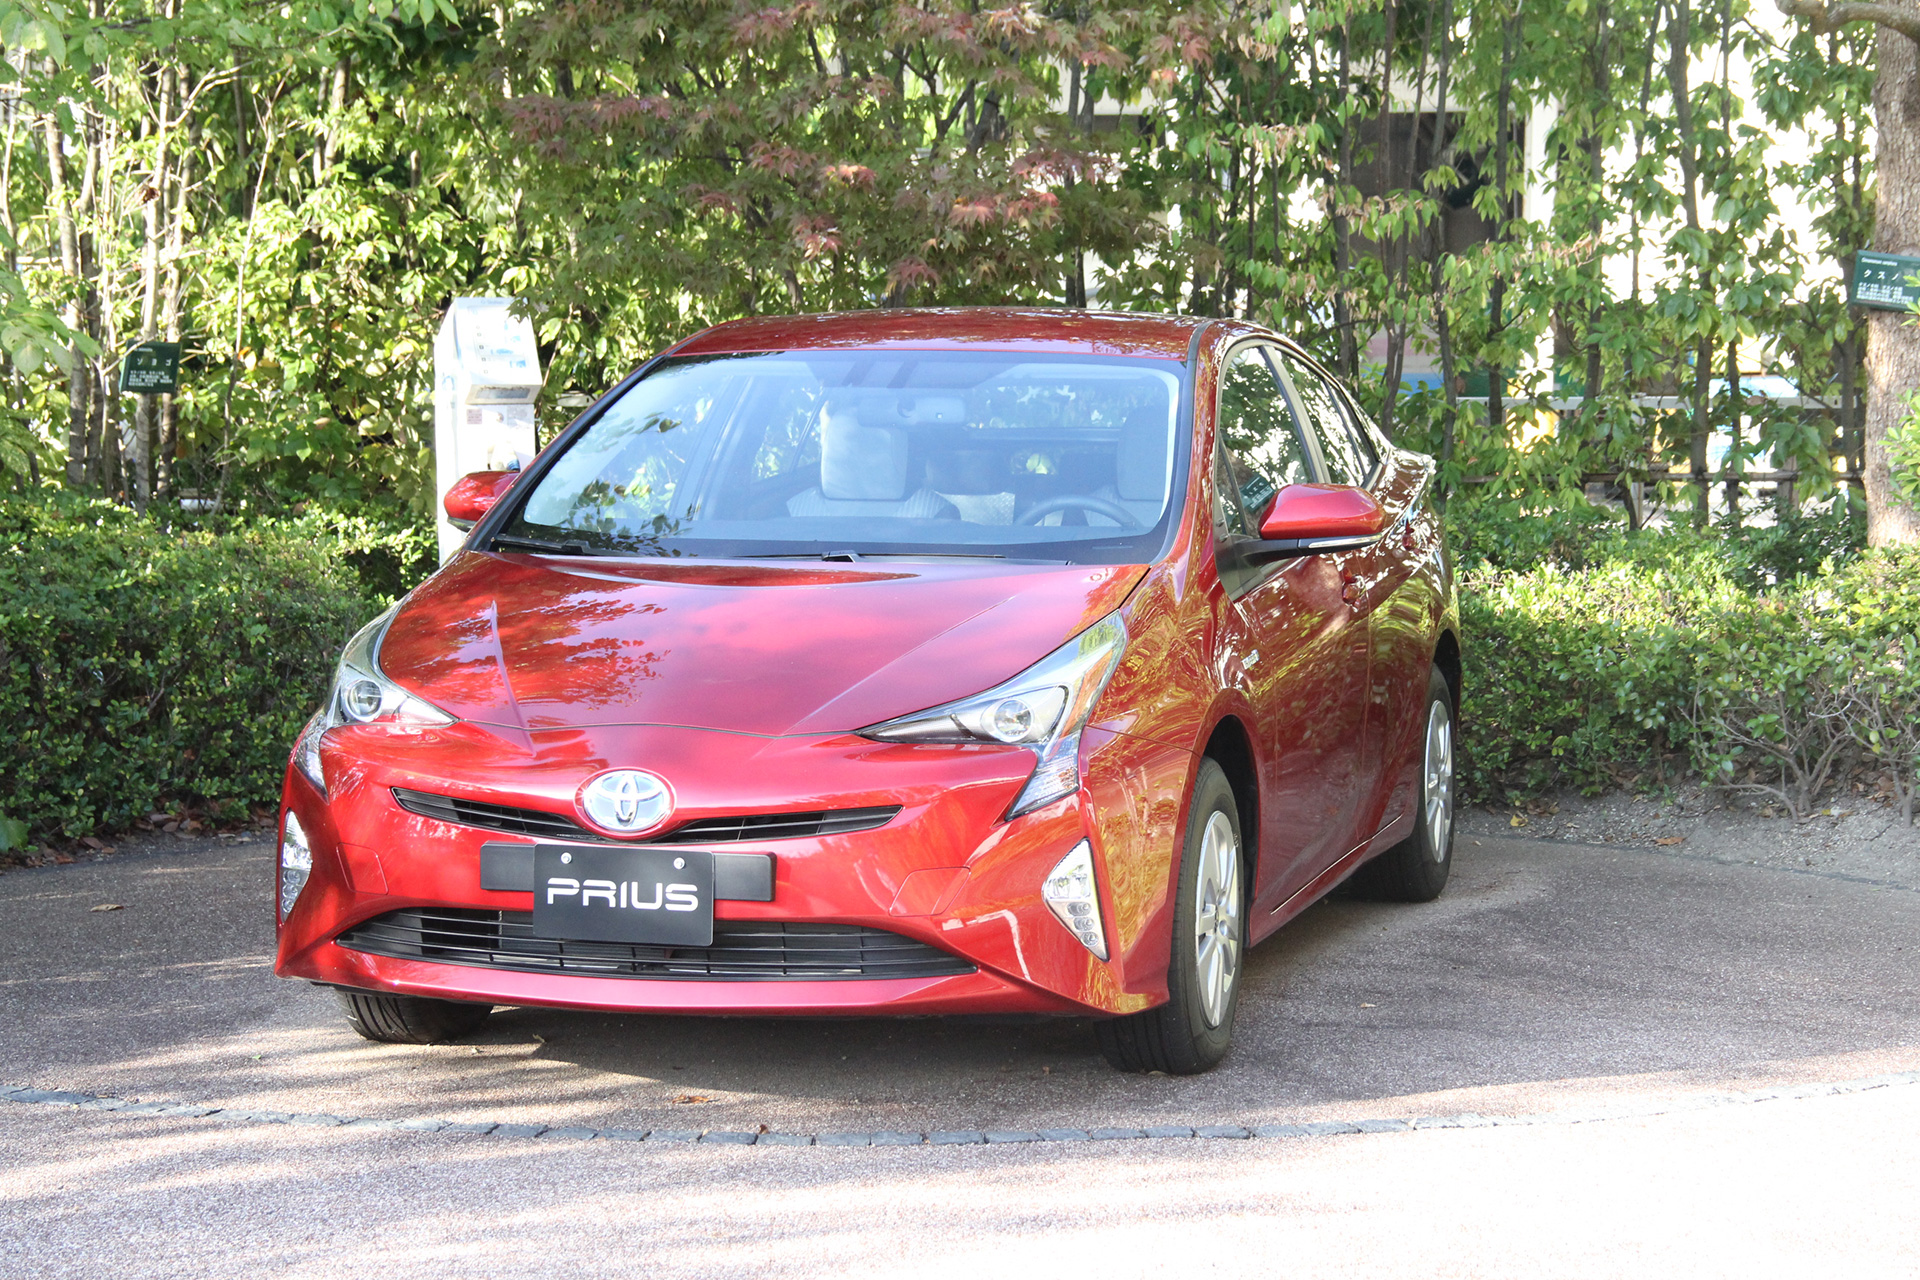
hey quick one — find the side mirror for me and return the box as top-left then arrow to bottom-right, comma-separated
1248,484 -> 1389,562
444,470 -> 519,530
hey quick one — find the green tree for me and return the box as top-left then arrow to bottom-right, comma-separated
1779,0 -> 1920,544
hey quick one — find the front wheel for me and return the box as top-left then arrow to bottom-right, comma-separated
1097,757 -> 1245,1075
1347,664 -> 1455,903
336,989 -> 493,1044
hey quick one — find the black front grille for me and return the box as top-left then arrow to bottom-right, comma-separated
660,808 -> 900,843
393,789 -> 589,840
337,908 -> 975,981
392,788 -> 898,845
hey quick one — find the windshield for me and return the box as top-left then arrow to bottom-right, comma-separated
500,350 -> 1188,563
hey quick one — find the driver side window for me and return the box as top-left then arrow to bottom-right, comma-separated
1216,345 -> 1315,534
1214,345 -> 1315,595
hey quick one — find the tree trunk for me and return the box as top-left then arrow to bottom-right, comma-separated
93,102 -> 120,497
1690,334 -> 1713,523
1428,0 -> 1458,498
1333,19 -> 1357,377
1668,0 -> 1713,526
1725,338 -> 1742,515
129,59 -> 176,513
159,121 -> 195,499
43,109 -> 92,489
1865,21 -> 1920,545
1582,3 -> 1612,426
1487,19 -> 1515,442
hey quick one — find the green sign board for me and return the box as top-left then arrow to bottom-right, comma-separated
1851,251 -> 1920,312
119,340 -> 181,394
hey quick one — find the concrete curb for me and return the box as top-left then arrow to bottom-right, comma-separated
5,1070 -> 1919,1150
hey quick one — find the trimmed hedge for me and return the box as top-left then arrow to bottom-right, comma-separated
1457,510 -> 1920,821
0,498 -> 373,841
3,491 -> 1913,844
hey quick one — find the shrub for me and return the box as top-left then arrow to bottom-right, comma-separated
1709,496 -> 1866,590
1686,549 -> 1920,820
1459,526 -> 1920,823
1685,596 -> 1856,819
149,498 -> 439,606
1457,541 -> 1741,797
0,496 -> 371,841
1445,494 -> 1626,572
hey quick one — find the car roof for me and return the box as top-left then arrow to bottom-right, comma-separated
670,307 -> 1214,361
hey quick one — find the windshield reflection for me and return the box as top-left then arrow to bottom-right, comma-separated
501,350 -> 1187,565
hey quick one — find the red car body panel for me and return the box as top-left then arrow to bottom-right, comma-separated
672,307 -> 1203,361
378,554 -> 1148,737
274,309 -> 1458,1020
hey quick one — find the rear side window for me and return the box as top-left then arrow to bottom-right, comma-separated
1273,352 -> 1375,488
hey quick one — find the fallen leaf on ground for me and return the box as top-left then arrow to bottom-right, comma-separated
1653,836 -> 1685,846
1509,815 -> 1529,828
90,903 -> 124,912
673,1094 -> 714,1105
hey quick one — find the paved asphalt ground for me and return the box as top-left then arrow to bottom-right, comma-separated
5,831 -> 1920,1276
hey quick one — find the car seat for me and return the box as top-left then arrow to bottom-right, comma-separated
786,406 -> 956,519
1088,404 -> 1171,527
928,450 -> 1015,525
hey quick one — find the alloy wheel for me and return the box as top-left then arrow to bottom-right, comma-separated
1424,698 -> 1454,862
1193,810 -> 1242,1028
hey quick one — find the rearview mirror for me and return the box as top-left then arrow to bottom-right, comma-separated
444,470 -> 519,529
1248,484 -> 1389,563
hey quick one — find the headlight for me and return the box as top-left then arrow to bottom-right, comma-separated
862,612 -> 1127,817
278,810 -> 313,922
292,606 -> 452,794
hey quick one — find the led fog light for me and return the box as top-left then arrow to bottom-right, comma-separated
1042,840 -> 1108,961
278,811 -> 313,922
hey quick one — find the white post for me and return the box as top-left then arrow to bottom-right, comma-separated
432,298 -> 546,562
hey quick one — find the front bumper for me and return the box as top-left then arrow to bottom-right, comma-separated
273,720 -> 1195,1016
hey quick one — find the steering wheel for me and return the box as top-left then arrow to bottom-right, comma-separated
1015,495 -> 1143,529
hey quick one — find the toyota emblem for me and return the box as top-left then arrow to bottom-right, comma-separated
578,770 -> 673,834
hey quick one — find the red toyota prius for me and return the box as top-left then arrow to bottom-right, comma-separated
274,308 -> 1459,1074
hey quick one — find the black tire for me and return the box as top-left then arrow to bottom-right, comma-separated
1097,758 -> 1245,1075
1347,665 -> 1455,903
336,989 -> 493,1045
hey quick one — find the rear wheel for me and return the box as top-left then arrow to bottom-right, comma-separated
1097,758 -> 1244,1075
1347,664 -> 1455,903
336,989 -> 493,1045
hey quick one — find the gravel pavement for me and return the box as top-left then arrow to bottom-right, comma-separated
5,828 -> 1920,1274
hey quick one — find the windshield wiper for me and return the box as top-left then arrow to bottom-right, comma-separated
490,533 -> 594,555
864,552 -> 1019,561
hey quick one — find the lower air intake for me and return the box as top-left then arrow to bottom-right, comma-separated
336,908 -> 975,981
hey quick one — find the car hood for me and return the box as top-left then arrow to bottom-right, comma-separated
378,552 -> 1149,737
